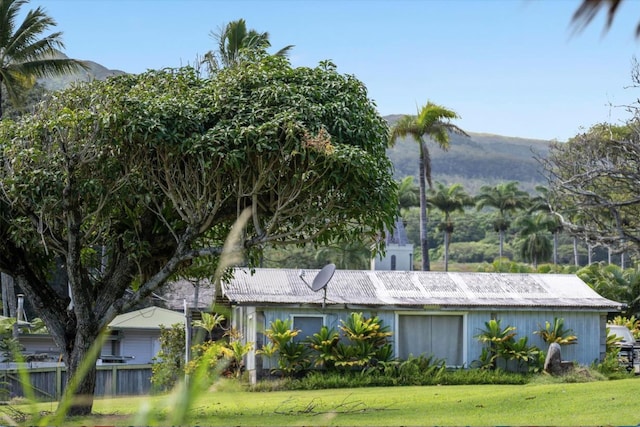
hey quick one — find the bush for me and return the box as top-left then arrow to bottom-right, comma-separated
150,323 -> 186,392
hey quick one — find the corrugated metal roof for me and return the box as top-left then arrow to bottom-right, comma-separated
221,268 -> 623,310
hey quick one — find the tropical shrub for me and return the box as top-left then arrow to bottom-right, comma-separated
307,326 -> 340,370
534,317 -> 578,345
336,312 -> 393,369
473,319 -> 541,372
261,318 -> 309,377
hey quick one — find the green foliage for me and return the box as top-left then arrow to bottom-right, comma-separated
534,317 -> 578,345
0,50 -> 398,414
0,337 -> 22,362
192,312 -> 225,341
261,318 -> 307,376
261,314 -> 393,376
473,319 -> 541,372
578,264 -> 640,318
307,326 -> 340,369
151,323 -> 186,392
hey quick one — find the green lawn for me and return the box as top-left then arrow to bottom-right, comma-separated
10,377 -> 640,426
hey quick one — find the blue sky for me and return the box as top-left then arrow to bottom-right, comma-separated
35,0 -> 640,141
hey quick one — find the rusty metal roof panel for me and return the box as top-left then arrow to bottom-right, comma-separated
215,269 -> 624,311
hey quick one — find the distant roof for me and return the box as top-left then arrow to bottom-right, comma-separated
221,268 -> 623,311
108,306 -> 184,330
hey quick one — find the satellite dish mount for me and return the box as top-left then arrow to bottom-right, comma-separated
299,263 -> 335,308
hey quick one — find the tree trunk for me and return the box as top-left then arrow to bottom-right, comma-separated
573,237 -> 579,266
418,153 -> 430,271
444,231 -> 450,272
498,229 -> 504,260
64,349 -> 98,417
553,231 -> 558,265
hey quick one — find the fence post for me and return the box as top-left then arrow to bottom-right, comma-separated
112,365 -> 117,396
55,365 -> 62,399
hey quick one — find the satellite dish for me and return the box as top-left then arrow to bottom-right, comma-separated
311,263 -> 335,292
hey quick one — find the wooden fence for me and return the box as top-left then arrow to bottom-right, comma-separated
0,364 -> 153,401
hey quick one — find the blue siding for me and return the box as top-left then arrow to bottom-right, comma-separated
467,310 -> 605,366
252,307 -> 606,370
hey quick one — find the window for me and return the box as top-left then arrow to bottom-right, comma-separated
391,255 -> 397,271
292,315 -> 324,342
397,314 -> 464,366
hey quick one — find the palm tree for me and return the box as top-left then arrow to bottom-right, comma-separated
203,18 -> 294,70
0,0 -> 86,118
528,185 -> 563,265
427,182 -> 474,271
397,176 -> 419,213
388,102 -> 467,271
516,212 -> 553,269
475,182 -> 530,261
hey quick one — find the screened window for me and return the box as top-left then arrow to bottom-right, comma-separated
391,255 -> 397,270
292,316 -> 324,342
397,314 -> 464,366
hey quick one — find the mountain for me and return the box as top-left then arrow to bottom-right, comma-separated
384,115 -> 553,194
37,53 -> 126,91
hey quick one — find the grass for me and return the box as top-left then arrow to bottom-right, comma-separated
5,376 -> 640,426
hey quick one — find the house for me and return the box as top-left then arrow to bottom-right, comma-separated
13,306 -> 184,366
100,306 -> 185,364
218,268 -> 623,381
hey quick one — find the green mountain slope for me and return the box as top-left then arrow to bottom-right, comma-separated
385,115 -> 553,194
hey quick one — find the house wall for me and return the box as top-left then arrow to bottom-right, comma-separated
19,335 -> 58,359
488,310 -> 606,366
246,306 -> 608,376
119,330 -> 160,364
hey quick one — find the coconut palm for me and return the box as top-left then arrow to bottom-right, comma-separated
388,102 -> 467,271
516,212 -> 553,269
528,185 -> 563,265
427,182 -> 474,271
475,182 -> 530,261
0,0 -> 86,118
397,176 -> 419,213
203,18 -> 294,71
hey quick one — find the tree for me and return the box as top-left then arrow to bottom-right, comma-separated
578,263 -> 640,318
571,0 -> 639,37
528,185 -> 563,265
203,18 -> 293,71
426,182 -> 474,271
397,175 -> 419,213
314,241 -> 371,270
388,102 -> 467,271
0,56 -> 397,416
475,182 -> 530,262
516,213 -> 553,269
539,122 -> 640,260
0,0 -> 86,118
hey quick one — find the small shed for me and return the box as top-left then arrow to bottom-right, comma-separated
102,306 -> 185,364
221,268 -> 623,379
